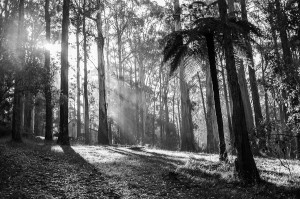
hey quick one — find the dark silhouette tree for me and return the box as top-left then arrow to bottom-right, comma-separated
96,0 -> 109,145
12,0 -> 25,142
218,0 -> 260,183
57,0 -> 70,145
44,0 -> 53,141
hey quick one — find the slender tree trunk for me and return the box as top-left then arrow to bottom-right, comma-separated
261,58 -> 269,123
240,0 -> 263,127
206,34 -> 227,161
159,63 -> 163,145
12,0 -> 25,142
206,67 -> 218,153
139,61 -> 145,145
197,72 -> 208,128
134,58 -> 140,144
218,0 -> 260,183
220,60 -> 233,151
206,66 -> 218,153
177,97 -> 181,147
97,1 -> 109,145
58,0 -> 70,145
45,0 -> 53,141
164,79 -> 170,148
237,61 -> 254,133
76,19 -> 81,138
83,0 -> 90,144
24,93 -> 33,135
153,92 -> 156,146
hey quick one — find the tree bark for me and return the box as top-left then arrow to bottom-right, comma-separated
240,0 -> 263,127
218,0 -> 260,183
220,60 -> 233,151
45,0 -> 53,141
197,72 -> 208,130
58,0 -> 70,145
237,61 -> 254,134
76,16 -> 81,139
206,65 -> 218,153
12,0 -> 25,142
163,78 -> 170,148
206,34 -> 227,161
83,0 -> 90,144
173,0 -> 195,151
97,1 -> 109,145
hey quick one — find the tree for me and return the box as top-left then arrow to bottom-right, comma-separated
58,0 -> 70,145
240,0 -> 263,129
174,0 -> 195,152
96,0 -> 109,145
12,0 -> 25,142
218,0 -> 260,183
44,0 -> 53,141
83,0 -> 90,144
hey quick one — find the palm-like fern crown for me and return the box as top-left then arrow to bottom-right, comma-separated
162,0 -> 262,76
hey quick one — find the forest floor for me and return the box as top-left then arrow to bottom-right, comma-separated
0,137 -> 300,199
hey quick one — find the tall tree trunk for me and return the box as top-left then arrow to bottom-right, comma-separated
24,93 -> 33,134
174,0 -> 195,151
177,97 -> 181,147
237,61 -> 254,133
206,34 -> 227,161
45,0 -> 53,141
197,72 -> 207,126
58,0 -> 70,145
76,18 -> 81,138
218,0 -> 260,183
164,85 -> 170,148
220,60 -> 233,151
240,0 -> 263,127
159,62 -> 163,145
12,0 -> 25,142
153,91 -> 156,146
83,0 -> 90,144
97,1 -> 109,145
135,58 -> 140,144
139,61 -> 145,145
206,66 -> 218,153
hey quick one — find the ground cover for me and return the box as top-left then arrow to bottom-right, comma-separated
0,138 -> 299,198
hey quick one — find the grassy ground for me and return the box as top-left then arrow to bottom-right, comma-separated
0,137 -> 299,199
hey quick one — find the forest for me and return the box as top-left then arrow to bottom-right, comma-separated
0,0 -> 300,198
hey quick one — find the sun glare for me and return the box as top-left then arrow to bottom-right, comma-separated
43,43 -> 61,54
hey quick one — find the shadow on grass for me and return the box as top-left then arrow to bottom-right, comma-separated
105,146 -> 300,199
3,138 -> 299,199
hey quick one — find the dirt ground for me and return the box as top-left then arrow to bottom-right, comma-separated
0,138 -> 299,199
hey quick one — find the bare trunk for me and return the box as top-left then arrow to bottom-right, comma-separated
206,34 -> 227,160
58,0 -> 70,145
76,22 -> 81,138
220,60 -> 233,151
237,61 -> 254,133
173,0 -> 195,151
97,2 -> 109,145
83,0 -> 89,144
180,71 -> 195,151
197,72 -> 207,128
45,0 -> 53,141
153,92 -> 156,146
12,0 -> 25,142
164,79 -> 170,148
206,66 -> 218,153
240,0 -> 263,127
